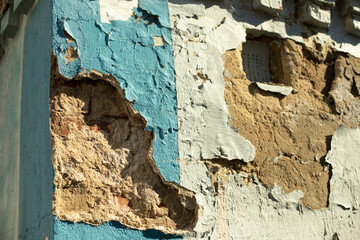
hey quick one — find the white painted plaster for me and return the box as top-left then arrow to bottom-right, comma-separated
255,82 -> 293,96
179,160 -> 220,239
302,1 -> 331,28
99,0 -> 138,23
170,3 -> 255,163
326,125 -> 360,210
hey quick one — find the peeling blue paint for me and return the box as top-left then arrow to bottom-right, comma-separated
54,218 -> 182,240
52,0 -> 181,238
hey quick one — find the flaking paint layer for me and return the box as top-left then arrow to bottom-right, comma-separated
51,63 -> 197,233
52,0 -> 184,238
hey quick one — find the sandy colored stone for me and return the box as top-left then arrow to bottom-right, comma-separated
64,46 -> 78,64
50,58 -> 198,234
222,38 -> 360,209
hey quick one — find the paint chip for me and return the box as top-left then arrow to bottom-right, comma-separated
152,36 -> 166,47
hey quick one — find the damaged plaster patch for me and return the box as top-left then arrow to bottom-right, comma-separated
329,54 -> 360,122
326,125 -> 360,210
152,36 -> 167,47
255,82 -> 293,96
64,46 -> 78,64
169,3 -> 255,162
53,0 -> 180,184
225,126 -> 360,240
99,0 -> 138,23
50,59 -> 198,234
223,38 -> 360,209
169,1 -> 360,238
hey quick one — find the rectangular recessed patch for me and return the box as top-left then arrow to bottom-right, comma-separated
241,40 -> 271,83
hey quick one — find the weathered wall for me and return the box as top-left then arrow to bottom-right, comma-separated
51,0 -> 189,238
1,0 -> 360,239
168,0 -> 360,239
51,0 -> 360,239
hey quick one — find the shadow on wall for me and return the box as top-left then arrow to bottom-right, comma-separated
18,0 -> 54,239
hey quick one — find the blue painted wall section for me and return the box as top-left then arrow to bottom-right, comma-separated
54,219 -> 181,240
52,0 -> 179,183
52,0 -> 181,238
19,0 -> 53,239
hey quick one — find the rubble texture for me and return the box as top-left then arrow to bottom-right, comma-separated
223,38 -> 360,209
50,65 -> 198,233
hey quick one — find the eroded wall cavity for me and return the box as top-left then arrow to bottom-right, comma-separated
50,59 -> 198,234
223,37 -> 360,209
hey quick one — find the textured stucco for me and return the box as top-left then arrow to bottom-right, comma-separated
2,0 -> 360,239
52,0 -> 179,183
224,126 -> 360,240
50,70 -> 197,233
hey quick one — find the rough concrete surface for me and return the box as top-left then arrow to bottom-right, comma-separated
50,60 -> 198,234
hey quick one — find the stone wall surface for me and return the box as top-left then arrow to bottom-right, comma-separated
1,0 -> 360,239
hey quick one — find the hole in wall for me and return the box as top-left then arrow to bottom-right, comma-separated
50,55 -> 198,234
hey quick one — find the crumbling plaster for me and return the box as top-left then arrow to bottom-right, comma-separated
52,0 -> 188,238
50,66 -> 198,234
49,0 -> 360,239
168,0 -> 360,239
52,0 -> 179,187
